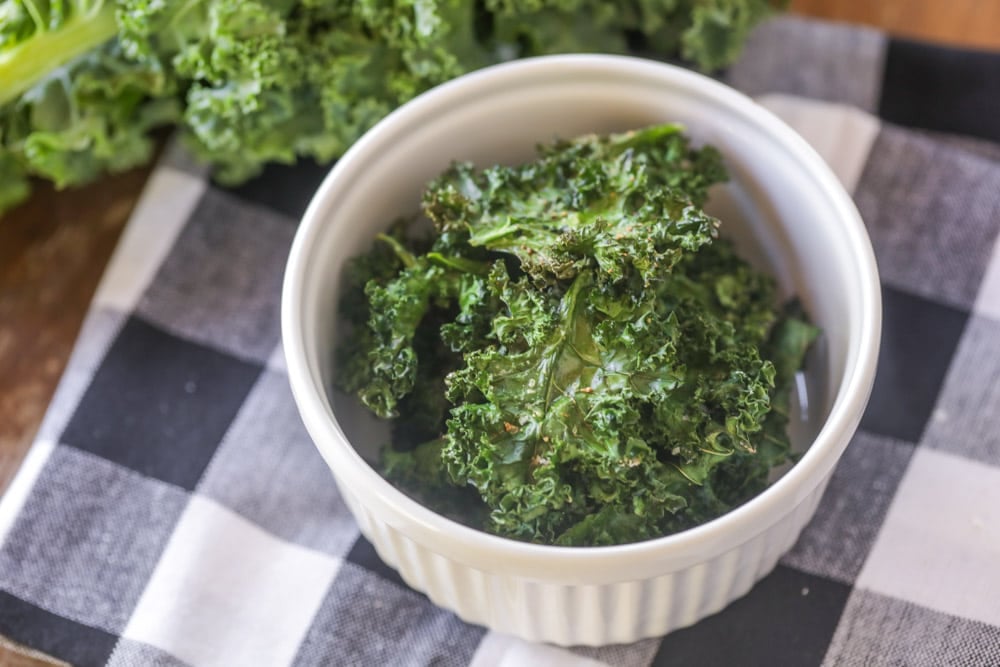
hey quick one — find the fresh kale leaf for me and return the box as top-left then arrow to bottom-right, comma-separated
1,0 -> 778,216
337,123 -> 818,546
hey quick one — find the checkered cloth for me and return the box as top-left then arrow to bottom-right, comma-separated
2,15 -> 1000,666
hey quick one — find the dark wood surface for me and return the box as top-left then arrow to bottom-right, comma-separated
0,164 -> 155,492
0,3 -> 996,665
791,0 -> 1000,50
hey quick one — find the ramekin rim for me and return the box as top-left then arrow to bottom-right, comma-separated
281,54 -> 881,575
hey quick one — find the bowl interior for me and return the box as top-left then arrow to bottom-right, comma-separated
286,57 -> 876,561
307,70 -> 850,463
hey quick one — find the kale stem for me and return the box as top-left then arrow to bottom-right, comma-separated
426,252 -> 489,274
0,2 -> 119,106
375,232 -> 416,268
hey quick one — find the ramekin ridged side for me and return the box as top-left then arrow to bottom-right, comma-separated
335,474 -> 829,646
282,55 -> 880,648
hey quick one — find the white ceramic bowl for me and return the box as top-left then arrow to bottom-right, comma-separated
282,55 -> 880,646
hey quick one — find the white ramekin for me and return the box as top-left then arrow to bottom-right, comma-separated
282,55 -> 880,646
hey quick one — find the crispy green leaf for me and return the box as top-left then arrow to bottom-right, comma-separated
338,124 -> 818,546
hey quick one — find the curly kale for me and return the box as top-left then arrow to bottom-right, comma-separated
0,0 -> 779,216
337,124 -> 818,546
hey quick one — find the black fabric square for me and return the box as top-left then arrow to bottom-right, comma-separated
62,316 -> 262,489
860,286 -> 969,443
0,590 -> 118,667
345,535 -> 408,591
879,39 -> 1000,144
653,566 -> 851,667
223,160 -> 331,220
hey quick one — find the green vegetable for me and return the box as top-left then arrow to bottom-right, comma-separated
0,0 -> 779,216
338,124 -> 818,546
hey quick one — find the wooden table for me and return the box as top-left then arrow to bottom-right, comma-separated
0,2 -> 997,664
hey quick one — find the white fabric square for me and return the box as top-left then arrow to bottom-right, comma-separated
123,495 -> 339,667
267,343 -> 287,374
757,94 -> 880,194
93,167 -> 205,312
469,632 -> 606,667
857,448 -> 1000,626
974,237 -> 1000,322
0,439 -> 55,548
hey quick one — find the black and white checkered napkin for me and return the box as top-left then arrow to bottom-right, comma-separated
3,16 -> 1000,667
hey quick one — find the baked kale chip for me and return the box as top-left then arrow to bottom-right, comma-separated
337,124 -> 817,546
